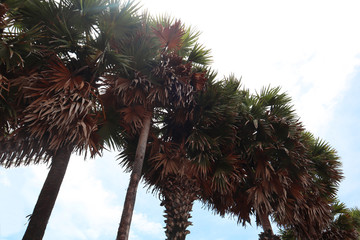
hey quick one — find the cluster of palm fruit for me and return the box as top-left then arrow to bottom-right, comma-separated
1,1 -> 358,240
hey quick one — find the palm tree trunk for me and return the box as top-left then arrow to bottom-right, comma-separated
258,212 -> 282,240
259,211 -> 273,233
22,146 -> 72,240
161,174 -> 199,240
116,114 -> 151,240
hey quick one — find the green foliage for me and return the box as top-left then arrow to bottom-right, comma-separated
303,132 -> 343,199
250,86 -> 295,120
187,43 -> 212,65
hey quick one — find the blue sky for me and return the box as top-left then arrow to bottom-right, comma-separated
1,0 -> 360,239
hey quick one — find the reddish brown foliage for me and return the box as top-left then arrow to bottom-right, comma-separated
152,20 -> 184,51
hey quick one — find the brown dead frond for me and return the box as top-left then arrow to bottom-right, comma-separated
152,20 -> 184,51
0,74 -> 9,101
0,57 -> 102,167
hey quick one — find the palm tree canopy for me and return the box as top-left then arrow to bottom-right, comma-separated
280,201 -> 360,240
0,0 -> 141,166
201,85 -> 342,239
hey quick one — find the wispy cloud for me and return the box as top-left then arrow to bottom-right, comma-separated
1,154 -> 164,240
131,212 -> 164,238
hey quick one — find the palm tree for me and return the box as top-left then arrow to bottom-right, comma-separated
144,44 -> 216,240
237,88 -> 343,239
0,1 -> 139,239
280,201 -> 360,240
108,17 -> 213,239
246,94 -> 308,236
111,18 -> 160,240
201,86 -> 321,239
319,201 -> 360,240
117,74 -> 242,239
276,134 -> 343,239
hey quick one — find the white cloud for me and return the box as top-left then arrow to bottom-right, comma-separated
44,158 -> 121,239
1,152 -> 164,240
0,174 -> 10,187
0,167 -> 34,238
132,212 -> 163,237
39,154 -> 163,240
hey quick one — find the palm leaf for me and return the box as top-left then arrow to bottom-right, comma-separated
152,19 -> 184,51
187,43 -> 212,65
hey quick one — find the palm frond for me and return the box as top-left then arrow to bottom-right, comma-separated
99,0 -> 141,43
187,43 -> 212,65
177,25 -> 200,57
152,19 -> 184,51
253,86 -> 296,120
97,98 -> 125,151
308,137 -> 343,198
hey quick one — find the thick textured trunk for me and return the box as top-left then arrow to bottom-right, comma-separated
116,114 -> 151,240
161,174 -> 199,240
22,146 -> 72,240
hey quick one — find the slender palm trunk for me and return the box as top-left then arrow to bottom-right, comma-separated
258,211 -> 281,240
161,174 -> 199,240
116,114 -> 151,240
22,146 -> 72,240
259,211 -> 273,233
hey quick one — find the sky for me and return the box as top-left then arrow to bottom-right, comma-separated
1,0 -> 360,239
